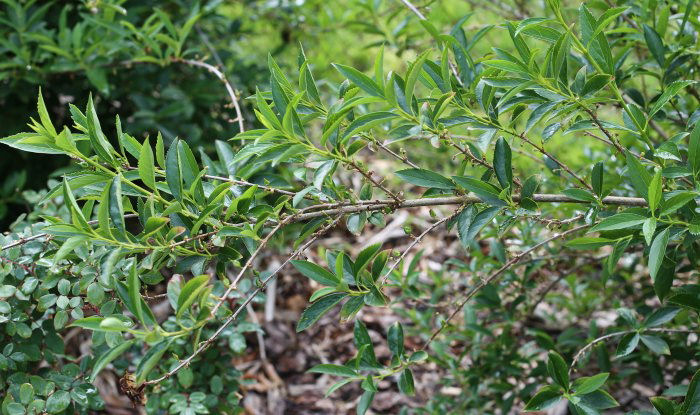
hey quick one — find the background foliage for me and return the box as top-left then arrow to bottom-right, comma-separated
1,0 -> 700,414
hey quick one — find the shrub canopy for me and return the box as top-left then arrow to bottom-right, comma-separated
1,0 -> 700,414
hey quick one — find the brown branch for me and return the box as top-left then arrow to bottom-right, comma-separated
2,194 -> 647,252
284,193 -> 647,223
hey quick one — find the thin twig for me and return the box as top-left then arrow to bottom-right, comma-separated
380,213 -> 457,285
175,58 -> 245,133
517,133 -> 593,191
399,0 -> 426,19
347,159 -> 403,204
423,224 -> 590,348
569,328 -> 696,374
398,0 -> 463,86
210,220 -> 287,316
143,217 -> 340,385
583,107 -> 626,155
376,139 -> 419,169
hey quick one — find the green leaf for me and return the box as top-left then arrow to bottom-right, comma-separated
340,295 -> 365,320
562,188 -> 597,203
578,389 -> 619,409
0,132 -> 62,154
582,74 -> 612,96
291,260 -> 339,287
590,213 -> 647,232
453,176 -> 507,207
53,235 -> 89,265
591,162 -> 603,196
308,364 -> 357,377
650,396 -> 676,415
135,340 -> 170,383
514,17 -> 554,37
566,237 -> 614,250
342,111 -> 398,140
649,228 -> 670,282
659,192 -> 697,216
356,390 -> 375,415
405,50 -> 430,106
681,368 -> 700,414
100,248 -> 122,286
166,139 -> 183,201
70,316 -> 107,331
648,169 -> 662,213
615,332 -> 640,357
37,88 -> 57,137
587,7 -> 629,44
138,138 -> 157,192
649,81 -> 696,118
524,385 -> 563,411
353,243 -> 382,276
579,4 -> 614,74
482,59 -> 530,75
62,179 -> 90,229
644,307 -> 680,327
640,334 -> 670,354
572,373 -> 609,396
493,137 -> 512,189
374,44 -> 385,89
643,24 -> 665,67
688,122 -> 700,179
176,275 -> 209,318
625,152 -> 651,200
100,317 -> 133,332
155,132 -> 166,169
333,64 -> 384,97
388,322 -> 404,357
128,263 -> 145,326
108,175 -> 126,236
313,160 -> 336,190
346,212 -> 367,235
19,383 -> 34,405
396,168 -> 455,189
546,351 -> 569,389
85,94 -> 115,165
296,293 -> 347,332
654,258 -> 675,302
398,368 -> 415,396
643,217 -> 657,246
45,390 -> 70,414
89,340 -> 135,382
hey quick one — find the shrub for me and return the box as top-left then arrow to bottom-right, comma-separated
1,0 -> 700,414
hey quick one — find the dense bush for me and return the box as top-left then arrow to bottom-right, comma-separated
1,0 -> 700,414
